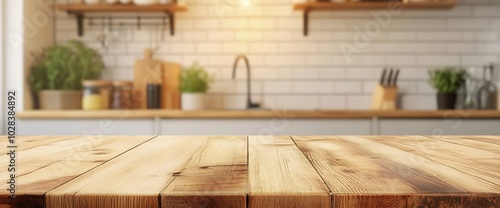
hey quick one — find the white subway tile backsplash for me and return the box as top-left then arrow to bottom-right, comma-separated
183,31 -> 207,41
197,43 -> 222,53
208,31 -> 234,41
319,68 -> 347,79
263,81 -> 293,93
275,95 -> 320,110
235,31 -> 263,41
417,55 -> 460,66
265,55 -> 305,66
319,96 -> 348,110
223,42 -> 249,53
386,55 -> 417,66
472,6 -> 500,16
447,19 -> 490,29
293,81 -> 334,94
263,31 -> 293,41
401,95 -> 436,110
250,43 -> 278,53
461,55 -> 498,66
280,43 -> 319,53
195,19 -> 221,29
56,1 -> 500,110
417,81 -> 435,94
335,82 -> 362,94
347,68 -> 376,80
306,55 -> 332,66
347,96 -> 371,110
249,18 -> 277,29
293,68 -> 320,80
170,43 -> 196,54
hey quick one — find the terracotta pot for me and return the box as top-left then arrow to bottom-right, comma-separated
38,90 -> 82,110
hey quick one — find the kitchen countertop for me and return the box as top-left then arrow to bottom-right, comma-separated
1,135 -> 498,208
17,109 -> 500,119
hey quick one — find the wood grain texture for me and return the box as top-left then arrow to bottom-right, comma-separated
0,136 -> 78,154
161,136 -> 247,208
161,62 -> 181,109
0,136 -> 152,208
292,136 -> 500,208
46,136 -> 209,208
248,136 -> 330,208
18,110 -> 500,119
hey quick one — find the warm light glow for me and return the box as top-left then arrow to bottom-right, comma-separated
241,0 -> 250,7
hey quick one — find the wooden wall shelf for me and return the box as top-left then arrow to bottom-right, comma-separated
57,3 -> 188,36
293,0 -> 457,36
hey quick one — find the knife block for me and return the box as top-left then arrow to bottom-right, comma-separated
371,85 -> 398,110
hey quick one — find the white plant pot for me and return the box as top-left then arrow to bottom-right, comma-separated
133,0 -> 159,5
181,93 -> 205,110
84,0 -> 100,4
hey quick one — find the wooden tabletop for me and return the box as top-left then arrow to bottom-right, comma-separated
1,135 -> 499,208
18,109 -> 500,119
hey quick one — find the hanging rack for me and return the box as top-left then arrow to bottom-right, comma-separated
57,3 -> 186,37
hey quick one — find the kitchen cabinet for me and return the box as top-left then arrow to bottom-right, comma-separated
19,119 -> 155,135
160,119 -> 372,135
17,110 -> 500,135
378,119 -> 500,135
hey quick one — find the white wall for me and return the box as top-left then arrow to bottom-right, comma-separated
0,0 -> 4,135
5,0 -> 24,113
55,0 -> 500,110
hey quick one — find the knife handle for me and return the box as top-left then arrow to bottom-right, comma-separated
386,69 -> 394,87
379,68 -> 387,85
393,69 -> 400,87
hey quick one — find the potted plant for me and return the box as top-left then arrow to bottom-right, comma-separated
428,67 -> 468,110
179,62 -> 213,110
29,40 -> 105,110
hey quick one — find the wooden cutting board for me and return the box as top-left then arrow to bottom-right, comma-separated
133,49 -> 162,109
161,62 -> 181,109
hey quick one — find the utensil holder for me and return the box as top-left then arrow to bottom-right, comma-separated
371,85 -> 398,110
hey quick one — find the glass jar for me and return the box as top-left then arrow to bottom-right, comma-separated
82,80 -> 111,110
112,81 -> 133,109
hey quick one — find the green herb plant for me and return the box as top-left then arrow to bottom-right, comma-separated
29,40 -> 105,92
428,67 -> 468,93
180,62 -> 213,93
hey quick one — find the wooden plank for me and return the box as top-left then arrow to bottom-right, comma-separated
0,136 -> 153,208
431,136 -> 500,154
366,136 -> 500,190
248,136 -> 330,208
46,136 -> 209,208
292,136 -> 500,208
161,136 -> 247,208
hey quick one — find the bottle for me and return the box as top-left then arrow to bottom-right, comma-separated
477,64 -> 497,110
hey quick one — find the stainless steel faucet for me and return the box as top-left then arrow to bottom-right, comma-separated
232,54 -> 260,109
